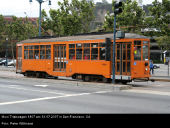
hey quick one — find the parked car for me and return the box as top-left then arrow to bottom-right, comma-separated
7,59 -> 16,66
0,59 -> 7,66
153,64 -> 160,69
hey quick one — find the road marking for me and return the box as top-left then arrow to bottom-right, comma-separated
0,91 -> 111,106
124,89 -> 170,96
34,85 -> 49,87
94,91 -> 113,94
9,85 -> 19,87
0,85 -> 66,95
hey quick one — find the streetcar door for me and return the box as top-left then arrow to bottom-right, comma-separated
54,44 -> 66,72
16,46 -> 22,73
115,42 -> 131,76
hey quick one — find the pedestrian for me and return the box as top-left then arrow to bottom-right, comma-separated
150,60 -> 154,74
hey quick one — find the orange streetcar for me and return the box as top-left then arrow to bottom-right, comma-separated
16,33 -> 150,84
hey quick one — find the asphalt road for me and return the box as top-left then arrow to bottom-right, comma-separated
0,77 -> 170,113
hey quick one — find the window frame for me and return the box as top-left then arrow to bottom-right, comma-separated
24,45 -> 51,60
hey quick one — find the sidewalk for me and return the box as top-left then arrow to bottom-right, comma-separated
150,76 -> 170,82
150,64 -> 170,82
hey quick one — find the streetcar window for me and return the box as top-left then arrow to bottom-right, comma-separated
69,44 -> 75,48
117,49 -> 120,60
64,46 -> 66,59
127,62 -> 131,72
76,43 -> 82,48
127,49 -> 131,60
134,40 -> 141,60
84,43 -> 90,47
100,47 -> 105,60
61,46 -> 64,58
46,45 -> 51,59
123,49 -> 126,60
69,49 -> 75,59
91,47 -> 98,60
134,45 -> 141,60
123,62 -> 126,72
127,44 -> 131,60
24,50 -> 28,59
76,44 -> 82,60
40,45 -> 45,59
134,41 -> 141,45
99,43 -> 105,60
99,43 -> 105,47
24,46 -> 28,49
91,43 -> 98,48
61,62 -> 63,68
64,62 -> 66,69
34,51 -> 39,59
28,46 -> 33,49
76,49 -> 82,60
116,44 -> 120,60
34,45 -> 39,50
83,48 -> 90,60
117,62 -> 120,72
29,50 -> 34,59
127,44 -> 131,49
143,41 -> 148,44
143,45 -> 149,60
24,46 -> 29,59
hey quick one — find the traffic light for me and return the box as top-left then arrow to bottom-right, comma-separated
114,2 -> 123,15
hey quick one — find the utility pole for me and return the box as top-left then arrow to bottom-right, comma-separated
5,37 -> 8,67
29,0 -> 51,37
168,60 -> 169,76
112,2 -> 123,84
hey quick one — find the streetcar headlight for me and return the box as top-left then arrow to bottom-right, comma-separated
145,68 -> 148,71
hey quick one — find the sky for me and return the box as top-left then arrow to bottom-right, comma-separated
0,0 -> 162,17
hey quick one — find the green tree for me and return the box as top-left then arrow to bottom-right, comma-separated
0,15 -> 6,56
144,0 -> 170,36
103,0 -> 145,32
0,15 -> 5,36
80,0 -> 95,33
156,36 -> 170,50
144,0 -> 170,50
42,0 -> 95,36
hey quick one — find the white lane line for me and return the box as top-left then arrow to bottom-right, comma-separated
34,85 -> 49,87
123,89 -> 170,96
0,91 -> 111,106
0,85 -> 66,95
9,85 -> 19,87
94,91 -> 113,94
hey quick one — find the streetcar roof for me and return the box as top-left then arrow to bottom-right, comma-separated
18,33 -> 149,44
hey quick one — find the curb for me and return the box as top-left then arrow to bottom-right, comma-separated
113,85 -> 132,91
150,78 -> 170,82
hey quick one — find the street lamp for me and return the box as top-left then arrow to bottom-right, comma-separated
29,0 -> 51,37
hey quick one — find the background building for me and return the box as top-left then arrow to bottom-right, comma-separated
4,15 -> 38,25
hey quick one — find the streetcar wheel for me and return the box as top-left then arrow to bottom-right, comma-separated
72,75 -> 76,79
122,81 -> 128,85
84,75 -> 91,82
36,72 -> 40,78
102,77 -> 109,83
